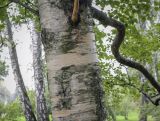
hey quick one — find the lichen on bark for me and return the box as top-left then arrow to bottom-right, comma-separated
51,63 -> 106,121
38,0 -> 106,120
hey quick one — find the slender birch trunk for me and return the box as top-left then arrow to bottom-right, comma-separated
37,0 -> 106,120
6,18 -> 37,121
32,25 -> 49,121
152,52 -> 159,121
153,52 -> 159,81
138,15 -> 148,121
139,75 -> 148,121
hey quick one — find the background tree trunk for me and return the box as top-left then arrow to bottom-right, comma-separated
37,0 -> 106,120
153,52 -> 159,81
138,15 -> 148,121
139,75 -> 148,121
6,18 -> 36,121
32,25 -> 49,121
152,52 -> 159,121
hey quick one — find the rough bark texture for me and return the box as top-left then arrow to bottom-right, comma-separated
32,26 -> 49,121
6,18 -> 36,121
38,0 -> 106,120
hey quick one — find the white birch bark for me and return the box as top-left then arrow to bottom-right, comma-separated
37,0 -> 106,120
6,18 -> 37,121
32,24 -> 49,121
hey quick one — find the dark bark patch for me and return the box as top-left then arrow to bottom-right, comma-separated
55,97 -> 72,110
60,40 -> 77,53
53,63 -> 106,120
53,65 -> 75,110
84,64 -> 106,121
41,28 -> 55,50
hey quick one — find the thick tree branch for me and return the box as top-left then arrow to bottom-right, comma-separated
91,7 -> 160,94
9,0 -> 39,15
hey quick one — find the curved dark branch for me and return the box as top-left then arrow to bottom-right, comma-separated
91,7 -> 160,94
9,0 -> 39,15
0,2 -> 12,9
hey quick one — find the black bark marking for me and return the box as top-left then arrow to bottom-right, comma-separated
54,66 -> 74,110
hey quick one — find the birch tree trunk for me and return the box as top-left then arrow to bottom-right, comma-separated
6,19 -> 37,121
153,52 -> 159,82
152,52 -> 159,121
32,26 -> 49,121
37,0 -> 106,121
138,15 -> 148,121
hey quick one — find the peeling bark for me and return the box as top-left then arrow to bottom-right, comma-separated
6,18 -> 37,121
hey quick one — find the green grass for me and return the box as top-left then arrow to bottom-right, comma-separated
16,117 -> 25,121
16,115 -> 52,121
117,111 -> 153,121
16,112 -> 154,121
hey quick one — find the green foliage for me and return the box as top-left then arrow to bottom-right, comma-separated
0,0 -> 8,30
0,89 -> 51,121
0,0 -> 40,31
95,23 -> 160,120
139,104 -> 160,121
0,99 -> 23,121
94,1 -> 160,120
27,90 -> 36,113
117,111 -> 153,121
95,26 -> 140,105
116,95 -> 135,116
0,90 -> 35,121
95,0 -> 160,26
121,24 -> 160,63
9,1 -> 37,24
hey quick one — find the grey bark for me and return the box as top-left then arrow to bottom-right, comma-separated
153,52 -> 159,82
139,74 -> 148,121
6,18 -> 37,121
138,18 -> 148,121
153,52 -> 159,121
37,0 -> 106,121
32,26 -> 49,121
139,95 -> 147,121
